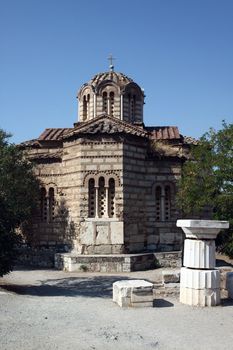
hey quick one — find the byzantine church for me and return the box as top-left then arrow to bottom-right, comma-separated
21,62 -> 195,269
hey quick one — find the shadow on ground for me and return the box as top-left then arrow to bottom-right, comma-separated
153,299 -> 174,308
0,276 -> 133,298
216,259 -> 233,268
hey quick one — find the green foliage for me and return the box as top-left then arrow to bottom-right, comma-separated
177,121 -> 233,257
0,130 -> 40,276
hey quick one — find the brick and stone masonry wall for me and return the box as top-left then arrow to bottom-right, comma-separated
145,159 -> 183,251
25,134 -> 184,258
122,138 -> 148,252
122,137 -> 183,253
62,136 -> 125,254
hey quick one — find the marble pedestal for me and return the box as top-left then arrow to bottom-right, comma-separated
177,220 -> 229,307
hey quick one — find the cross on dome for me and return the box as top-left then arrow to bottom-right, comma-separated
108,54 -> 116,71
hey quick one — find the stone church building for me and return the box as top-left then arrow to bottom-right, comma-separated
21,65 -> 194,271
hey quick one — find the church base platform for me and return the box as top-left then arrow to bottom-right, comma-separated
54,251 -> 182,272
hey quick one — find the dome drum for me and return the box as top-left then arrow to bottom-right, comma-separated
78,71 -> 144,123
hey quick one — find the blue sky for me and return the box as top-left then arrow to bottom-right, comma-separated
1,0 -> 233,143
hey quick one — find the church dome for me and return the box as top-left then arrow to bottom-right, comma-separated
89,71 -> 133,89
77,68 -> 144,124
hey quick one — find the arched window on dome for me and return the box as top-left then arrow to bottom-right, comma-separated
128,93 -> 136,121
83,94 -> 90,120
83,95 -> 87,120
110,91 -> 114,117
102,92 -> 108,113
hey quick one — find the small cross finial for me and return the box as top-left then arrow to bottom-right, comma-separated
108,54 -> 115,71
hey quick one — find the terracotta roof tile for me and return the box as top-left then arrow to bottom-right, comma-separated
146,126 -> 180,140
38,128 -> 72,141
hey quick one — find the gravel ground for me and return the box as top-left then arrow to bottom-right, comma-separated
0,268 -> 233,350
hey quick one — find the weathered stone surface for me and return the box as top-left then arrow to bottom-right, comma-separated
162,270 -> 180,283
55,252 -> 159,272
177,219 -> 229,307
177,220 -> 229,240
113,280 -> 154,307
183,239 -> 216,269
180,287 -> 220,306
180,267 -> 220,289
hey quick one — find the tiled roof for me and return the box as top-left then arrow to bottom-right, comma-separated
29,151 -> 63,161
38,128 -> 72,141
33,124 -> 181,143
146,126 -> 180,140
89,71 -> 133,87
63,115 -> 148,139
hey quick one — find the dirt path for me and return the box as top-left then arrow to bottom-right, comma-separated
0,267 -> 233,350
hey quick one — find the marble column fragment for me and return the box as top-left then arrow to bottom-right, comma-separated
177,220 -> 229,307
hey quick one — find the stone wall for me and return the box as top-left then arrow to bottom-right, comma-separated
25,132 -> 184,257
122,137 -> 183,253
55,251 -> 182,272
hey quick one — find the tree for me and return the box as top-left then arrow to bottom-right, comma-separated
0,130 -> 40,276
177,121 -> 233,257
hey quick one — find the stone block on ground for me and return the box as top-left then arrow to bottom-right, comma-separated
162,270 -> 180,284
113,280 -> 154,308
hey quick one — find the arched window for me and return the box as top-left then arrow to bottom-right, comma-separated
87,94 -> 90,119
128,93 -> 136,120
40,186 -> 56,223
48,188 -> 55,222
40,187 -> 47,222
110,91 -> 114,117
98,177 -> 106,218
165,186 -> 171,221
83,95 -> 87,120
83,94 -> 90,120
155,186 -> 162,221
131,95 -> 136,119
87,176 -> 116,219
88,179 -> 95,218
155,184 -> 172,221
103,92 -> 108,113
108,178 -> 115,217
